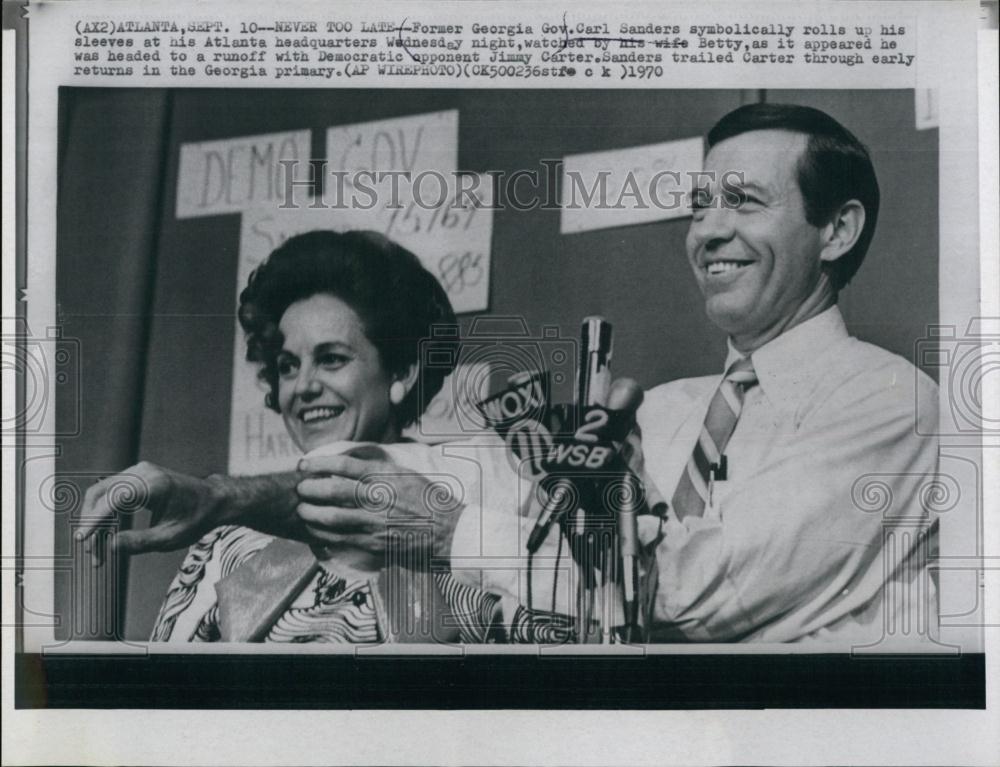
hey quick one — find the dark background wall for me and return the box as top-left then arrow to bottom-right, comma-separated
55,88 -> 939,640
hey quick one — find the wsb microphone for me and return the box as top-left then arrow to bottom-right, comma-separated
568,316 -> 613,553
526,316 -> 613,554
525,318 -> 648,641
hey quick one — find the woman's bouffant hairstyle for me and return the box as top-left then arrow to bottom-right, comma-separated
237,230 -> 457,429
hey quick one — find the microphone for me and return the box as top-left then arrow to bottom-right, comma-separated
570,318 -> 613,642
526,474 -> 578,554
569,317 -> 613,548
578,316 -> 613,407
526,317 -> 613,555
605,377 -> 644,558
605,378 -> 644,638
606,377 -> 667,514
605,376 -> 642,414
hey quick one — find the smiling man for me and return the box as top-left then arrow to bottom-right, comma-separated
623,103 -> 940,644
442,103 -> 941,645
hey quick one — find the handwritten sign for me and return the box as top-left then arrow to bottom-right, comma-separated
238,174 -> 493,314
176,129 -> 311,218
326,110 -> 458,180
230,405 -> 301,475
560,136 -> 703,234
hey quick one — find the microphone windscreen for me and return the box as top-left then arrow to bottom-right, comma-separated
606,377 -> 644,414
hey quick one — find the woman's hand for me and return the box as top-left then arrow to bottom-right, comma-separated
76,462 -> 227,565
296,451 -> 465,562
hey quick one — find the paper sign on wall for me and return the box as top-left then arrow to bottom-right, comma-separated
326,110 -> 459,181
176,129 -> 312,218
560,137 -> 704,234
238,174 -> 493,315
915,89 -> 939,130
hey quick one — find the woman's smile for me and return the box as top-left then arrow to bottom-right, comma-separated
298,405 -> 346,424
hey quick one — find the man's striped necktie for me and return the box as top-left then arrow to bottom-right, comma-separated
670,357 -> 758,521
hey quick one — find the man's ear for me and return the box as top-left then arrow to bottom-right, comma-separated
820,199 -> 866,264
390,363 -> 421,406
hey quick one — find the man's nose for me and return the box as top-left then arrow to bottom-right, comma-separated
690,204 -> 736,251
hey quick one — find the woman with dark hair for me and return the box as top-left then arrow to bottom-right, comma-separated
149,230 -> 504,643
240,229 -> 455,439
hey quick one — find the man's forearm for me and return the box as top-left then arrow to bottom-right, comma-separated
206,471 -> 309,542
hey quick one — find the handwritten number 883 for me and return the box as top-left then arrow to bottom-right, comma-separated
438,252 -> 484,294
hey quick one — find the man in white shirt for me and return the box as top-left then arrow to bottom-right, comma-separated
641,103 -> 939,644
446,103 -> 940,645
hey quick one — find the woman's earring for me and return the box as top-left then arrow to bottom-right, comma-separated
389,381 -> 407,405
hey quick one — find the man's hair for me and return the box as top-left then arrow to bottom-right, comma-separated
237,229 -> 457,429
707,103 -> 880,290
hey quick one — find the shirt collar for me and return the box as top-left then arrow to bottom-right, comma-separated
724,305 -> 849,413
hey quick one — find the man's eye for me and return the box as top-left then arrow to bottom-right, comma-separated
733,192 -> 763,208
690,189 -> 712,210
688,189 -> 712,218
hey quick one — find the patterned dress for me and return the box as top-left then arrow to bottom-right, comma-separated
150,525 -> 503,644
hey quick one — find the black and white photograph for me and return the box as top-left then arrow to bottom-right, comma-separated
4,1 -> 997,765
51,85 -> 955,650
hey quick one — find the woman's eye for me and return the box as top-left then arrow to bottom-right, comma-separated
276,357 -> 298,377
317,352 -> 348,369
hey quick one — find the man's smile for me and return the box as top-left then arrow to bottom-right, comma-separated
704,259 -> 754,277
